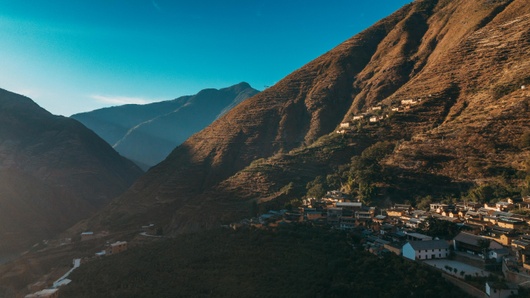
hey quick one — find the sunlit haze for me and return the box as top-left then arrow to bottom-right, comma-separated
0,0 -> 410,116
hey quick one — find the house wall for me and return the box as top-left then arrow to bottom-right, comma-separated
503,260 -> 530,287
486,283 -> 518,298
500,234 -> 514,246
402,243 -> 416,260
107,242 -> 127,255
386,210 -> 402,217
402,243 -> 449,260
306,213 -> 322,220
416,248 -> 449,260
384,244 -> 401,256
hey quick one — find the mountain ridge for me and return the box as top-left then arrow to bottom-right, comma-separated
0,88 -> 143,254
72,82 -> 259,169
80,0 -> 529,234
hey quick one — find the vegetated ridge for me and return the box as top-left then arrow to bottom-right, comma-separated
0,88 -> 143,255
71,82 -> 259,170
83,0 -> 529,235
60,227 -> 469,298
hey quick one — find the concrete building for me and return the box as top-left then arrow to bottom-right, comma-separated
485,282 -> 518,298
402,240 -> 450,260
106,241 -> 128,255
453,232 -> 503,258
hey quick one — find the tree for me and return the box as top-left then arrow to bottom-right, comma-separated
326,173 -> 342,190
417,196 -> 433,210
358,183 -> 376,205
417,217 -> 459,239
284,198 -> 302,211
306,176 -> 326,199
360,141 -> 395,161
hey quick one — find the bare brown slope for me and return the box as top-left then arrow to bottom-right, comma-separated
83,3 -> 411,232
0,89 -> 143,254
87,0 -> 529,233
384,0 -> 530,181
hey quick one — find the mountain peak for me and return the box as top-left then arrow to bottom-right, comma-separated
87,0 -> 530,235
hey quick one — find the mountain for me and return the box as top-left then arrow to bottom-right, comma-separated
83,0 -> 530,234
71,82 -> 259,169
0,89 -> 143,255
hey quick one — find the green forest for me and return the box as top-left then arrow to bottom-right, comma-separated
62,225 -> 469,298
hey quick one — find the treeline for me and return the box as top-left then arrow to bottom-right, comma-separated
61,225 -> 468,298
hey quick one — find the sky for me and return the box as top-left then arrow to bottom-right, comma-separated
0,0 -> 411,116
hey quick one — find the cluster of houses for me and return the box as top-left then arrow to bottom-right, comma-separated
336,96 -> 426,134
232,191 -> 530,297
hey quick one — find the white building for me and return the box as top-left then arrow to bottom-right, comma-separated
24,289 -> 58,298
402,240 -> 450,261
401,99 -> 417,105
485,282 -> 518,298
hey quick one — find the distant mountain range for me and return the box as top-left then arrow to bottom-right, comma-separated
0,89 -> 143,255
82,0 -> 529,234
72,82 -> 259,169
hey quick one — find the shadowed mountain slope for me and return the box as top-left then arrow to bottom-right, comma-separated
72,82 -> 259,169
0,89 -> 143,255
83,0 -> 529,234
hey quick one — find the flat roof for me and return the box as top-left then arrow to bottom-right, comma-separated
406,232 -> 431,240
336,202 -> 362,207
111,241 -> 127,246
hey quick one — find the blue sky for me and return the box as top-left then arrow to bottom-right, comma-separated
0,0 -> 411,116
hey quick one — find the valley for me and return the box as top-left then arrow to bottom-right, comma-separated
0,0 -> 529,296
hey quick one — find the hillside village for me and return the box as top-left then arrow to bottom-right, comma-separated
335,94 -> 428,134
233,189 -> 530,298
21,86 -> 529,297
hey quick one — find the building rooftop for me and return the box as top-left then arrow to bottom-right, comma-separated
406,240 -> 449,251
406,232 -> 431,240
336,202 -> 362,208
111,241 -> 127,247
454,232 -> 503,249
